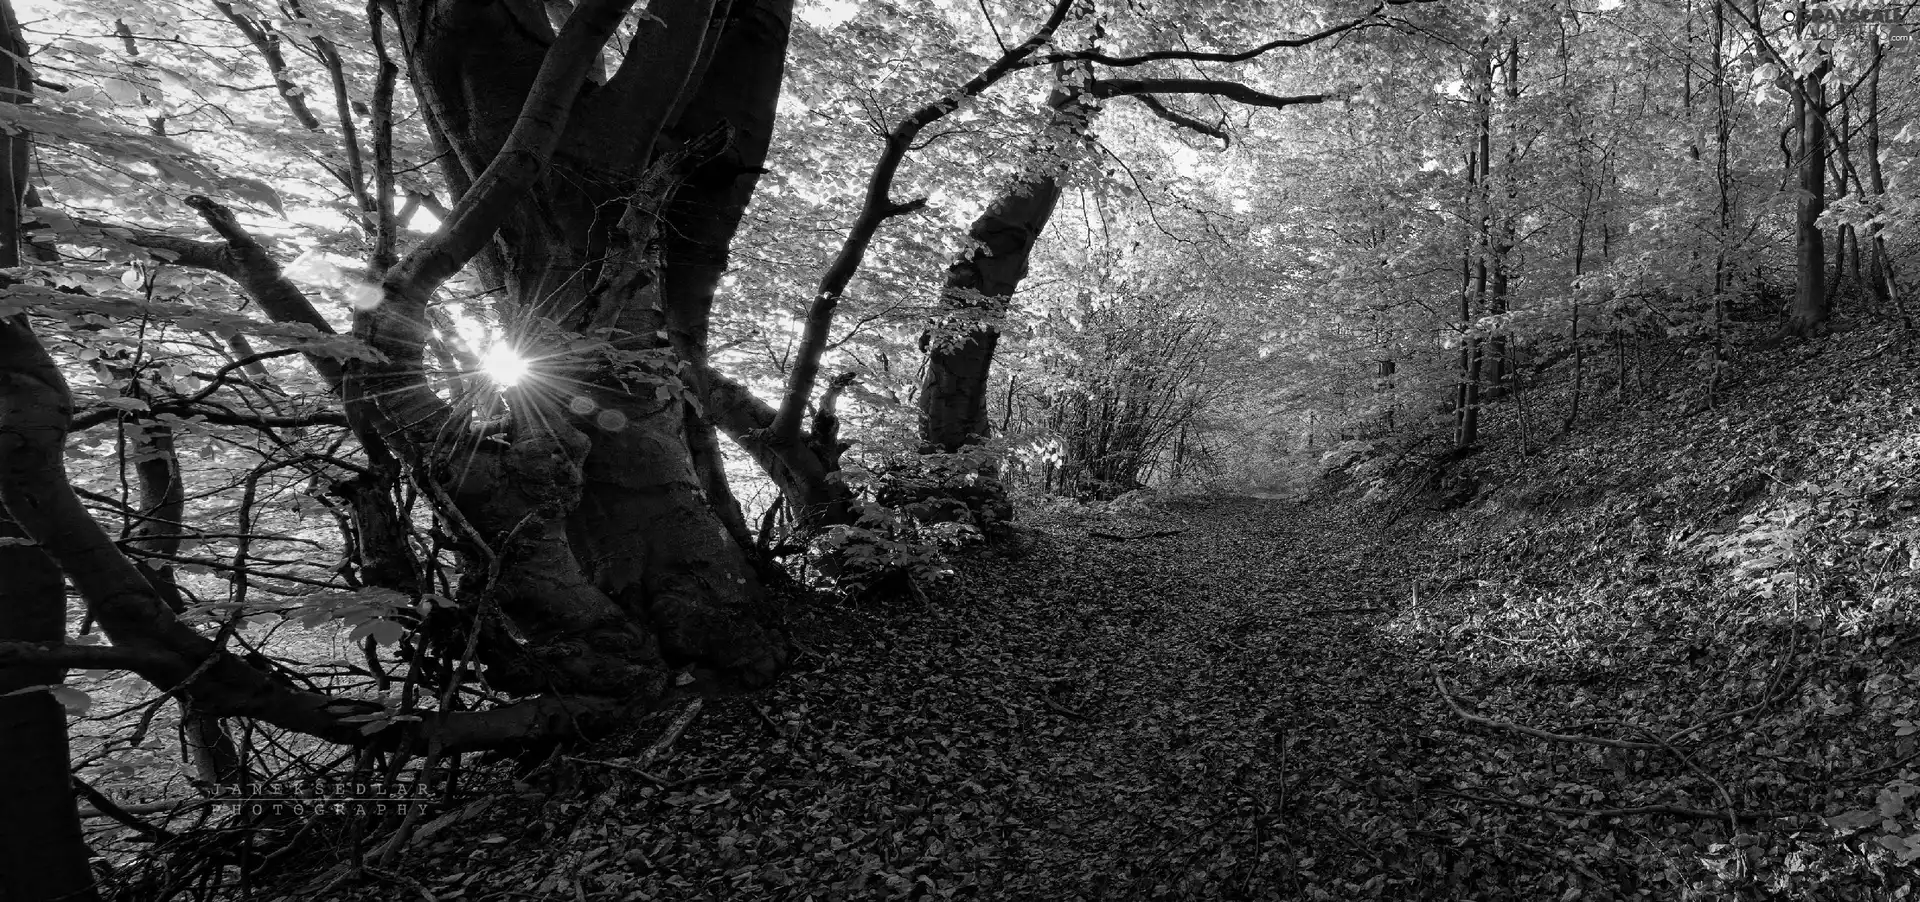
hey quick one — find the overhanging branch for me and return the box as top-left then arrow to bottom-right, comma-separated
1092,78 -> 1329,111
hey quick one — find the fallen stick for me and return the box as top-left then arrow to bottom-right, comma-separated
1089,527 -> 1190,541
1430,788 -> 1782,823
1041,696 -> 1091,721
640,697 -> 704,768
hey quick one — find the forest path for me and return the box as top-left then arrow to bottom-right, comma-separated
533,494 -> 1469,902
944,495 -> 1435,899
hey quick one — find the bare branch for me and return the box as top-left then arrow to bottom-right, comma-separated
69,402 -> 348,433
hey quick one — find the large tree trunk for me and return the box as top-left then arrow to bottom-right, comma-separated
916,89 -> 1077,453
369,0 -> 796,692
0,2 -> 100,891
916,182 -> 1061,453
0,513 -> 98,902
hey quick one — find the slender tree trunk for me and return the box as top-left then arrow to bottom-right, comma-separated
1483,38 -> 1518,402
1710,0 -> 1731,407
1566,211 -> 1587,433
1455,50 -> 1493,452
1786,46 -> 1830,337
1860,36 -> 1907,327
121,418 -> 249,788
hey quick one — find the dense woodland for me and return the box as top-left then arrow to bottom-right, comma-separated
1,0 -> 1918,898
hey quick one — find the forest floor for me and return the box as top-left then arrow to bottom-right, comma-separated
260,329 -> 1920,902
309,495 -> 1454,902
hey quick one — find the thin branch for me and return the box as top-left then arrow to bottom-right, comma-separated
1021,0 -> 1433,70
71,776 -> 178,841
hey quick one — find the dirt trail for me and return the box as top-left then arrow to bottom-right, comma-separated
551,495 -> 1460,901
957,496 -> 1434,900
392,497 -> 1571,901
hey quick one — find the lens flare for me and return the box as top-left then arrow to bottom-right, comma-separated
480,344 -> 529,388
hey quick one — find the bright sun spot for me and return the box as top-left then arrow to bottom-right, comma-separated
480,344 -> 529,388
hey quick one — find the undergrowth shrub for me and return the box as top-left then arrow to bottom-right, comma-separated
804,450 -> 1008,599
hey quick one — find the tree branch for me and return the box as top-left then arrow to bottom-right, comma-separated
2,313 -> 632,753
1092,77 -> 1328,111
384,0 -> 635,301
1022,0 -> 1432,70
1430,788 -> 1782,824
1127,94 -> 1228,141
773,0 -> 1079,441
182,196 -> 348,390
586,0 -> 721,167
68,402 -> 348,433
357,0 -> 635,453
211,1 -> 324,130
0,640 -> 177,672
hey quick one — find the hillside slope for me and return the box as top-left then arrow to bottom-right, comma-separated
1344,322 -> 1920,898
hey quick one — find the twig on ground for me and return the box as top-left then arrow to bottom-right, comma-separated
1661,626 -> 1801,747
1430,788 -> 1783,823
1433,671 -> 1660,751
1090,527 -> 1190,541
